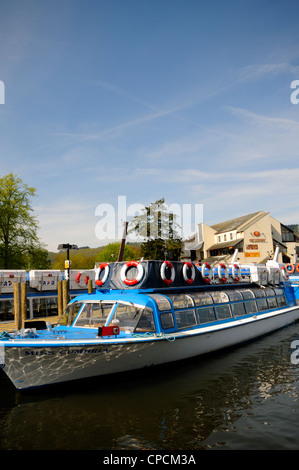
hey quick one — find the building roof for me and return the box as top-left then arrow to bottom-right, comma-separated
210,211 -> 267,234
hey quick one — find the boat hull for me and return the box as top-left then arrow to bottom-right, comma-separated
2,305 -> 299,390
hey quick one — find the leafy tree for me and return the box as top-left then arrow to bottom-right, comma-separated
95,242 -> 139,263
0,173 -> 45,268
129,198 -> 183,260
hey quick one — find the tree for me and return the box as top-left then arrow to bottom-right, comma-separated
95,242 -> 139,263
0,173 -> 45,268
129,198 -> 183,260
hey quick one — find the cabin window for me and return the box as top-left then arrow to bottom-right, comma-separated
135,308 -> 156,332
74,302 -> 114,327
244,300 -> 258,314
231,302 -> 246,317
174,309 -> 197,329
191,292 -> 213,306
276,294 -> 287,307
227,291 -> 243,301
211,292 -> 229,304
267,296 -> 278,308
109,303 -> 155,332
168,294 -> 193,309
160,312 -> 175,329
197,306 -> 217,323
148,294 -> 171,311
215,304 -> 232,320
241,290 -> 255,300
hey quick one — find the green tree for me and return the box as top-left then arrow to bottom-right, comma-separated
129,198 -> 183,260
0,173 -> 45,268
95,242 -> 138,262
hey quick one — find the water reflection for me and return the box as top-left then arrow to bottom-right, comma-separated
1,323 -> 299,450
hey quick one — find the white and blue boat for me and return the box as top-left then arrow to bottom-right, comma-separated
1,256 -> 299,390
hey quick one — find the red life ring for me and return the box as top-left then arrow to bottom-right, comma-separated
231,263 -> 240,282
218,263 -> 228,283
95,263 -> 109,286
296,264 -> 299,273
160,261 -> 175,285
286,264 -> 295,274
201,263 -> 211,283
76,271 -> 90,287
182,262 -> 195,285
120,261 -> 144,286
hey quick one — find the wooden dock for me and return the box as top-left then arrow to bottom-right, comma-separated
0,316 -> 60,333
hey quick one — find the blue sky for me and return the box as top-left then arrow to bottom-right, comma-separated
1,0 -> 299,251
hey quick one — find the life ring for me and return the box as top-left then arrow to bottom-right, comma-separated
218,263 -> 228,283
160,261 -> 175,286
76,271 -> 90,288
296,264 -> 299,273
182,262 -> 195,285
120,261 -> 144,286
95,263 -> 109,287
201,263 -> 211,284
231,263 -> 240,282
286,264 -> 295,274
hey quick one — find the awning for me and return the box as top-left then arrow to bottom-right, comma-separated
207,239 -> 242,251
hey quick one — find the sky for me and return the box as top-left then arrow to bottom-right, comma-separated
1,0 -> 299,252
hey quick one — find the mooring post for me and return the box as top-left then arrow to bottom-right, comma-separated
13,282 -> 22,330
57,280 -> 63,317
62,279 -> 69,312
21,282 -> 27,325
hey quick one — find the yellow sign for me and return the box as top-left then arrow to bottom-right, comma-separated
245,252 -> 260,257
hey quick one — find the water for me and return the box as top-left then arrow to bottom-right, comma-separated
1,323 -> 299,451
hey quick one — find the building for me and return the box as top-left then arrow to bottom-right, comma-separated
184,210 -> 299,265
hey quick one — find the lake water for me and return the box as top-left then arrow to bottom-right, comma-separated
1,323 -> 299,451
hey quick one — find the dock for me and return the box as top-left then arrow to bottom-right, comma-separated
0,315 -> 60,333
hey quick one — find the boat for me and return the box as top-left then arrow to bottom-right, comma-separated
0,254 -> 299,390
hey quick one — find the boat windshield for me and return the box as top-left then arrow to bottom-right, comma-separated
58,301 -> 84,326
74,301 -> 115,328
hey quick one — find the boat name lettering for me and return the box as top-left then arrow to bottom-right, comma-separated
25,348 -> 109,356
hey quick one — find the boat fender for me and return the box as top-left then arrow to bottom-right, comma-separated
232,263 -> 240,282
218,263 -> 228,283
120,261 -> 144,286
201,263 -> 211,283
76,271 -> 90,287
182,262 -> 195,285
98,325 -> 120,337
95,263 -> 110,287
160,261 -> 175,285
286,264 -> 295,274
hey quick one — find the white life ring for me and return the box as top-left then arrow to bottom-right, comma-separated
182,262 -> 195,285
231,263 -> 240,282
95,263 -> 109,287
120,261 -> 144,286
201,263 -> 211,283
160,261 -> 175,286
218,263 -> 228,283
76,271 -> 90,288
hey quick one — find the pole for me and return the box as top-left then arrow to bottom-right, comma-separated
14,282 -> 22,330
117,221 -> 128,262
